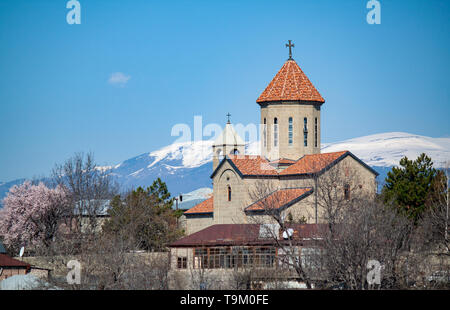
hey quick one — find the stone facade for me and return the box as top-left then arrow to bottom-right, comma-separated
182,55 -> 378,235
260,102 -> 321,161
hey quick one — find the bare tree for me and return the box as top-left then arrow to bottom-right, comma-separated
423,163 -> 449,255
51,152 -> 119,243
247,179 -> 317,289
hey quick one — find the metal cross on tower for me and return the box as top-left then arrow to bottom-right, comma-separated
286,40 -> 295,60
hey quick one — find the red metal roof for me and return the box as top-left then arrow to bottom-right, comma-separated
257,59 -> 325,104
245,187 -> 313,211
0,254 -> 31,268
170,224 -> 327,247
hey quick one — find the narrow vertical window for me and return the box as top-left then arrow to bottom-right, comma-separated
288,117 -> 293,145
314,117 -> 318,148
274,118 -> 278,147
263,118 -> 267,148
344,184 -> 350,200
303,117 -> 308,147
227,186 -> 232,202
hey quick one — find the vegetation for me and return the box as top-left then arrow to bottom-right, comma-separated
382,153 -> 438,223
103,178 -> 184,252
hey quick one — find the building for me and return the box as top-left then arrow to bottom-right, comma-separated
0,241 -> 31,281
169,43 -> 379,285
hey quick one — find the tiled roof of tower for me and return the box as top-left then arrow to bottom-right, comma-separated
245,187 -> 314,211
257,59 -> 325,104
228,155 -> 278,176
184,196 -> 213,215
279,151 -> 349,175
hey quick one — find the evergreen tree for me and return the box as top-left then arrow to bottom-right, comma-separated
103,179 -> 183,251
382,153 -> 437,223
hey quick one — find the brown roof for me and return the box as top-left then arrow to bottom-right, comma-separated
280,151 -> 349,175
184,196 -> 213,215
257,59 -> 325,104
0,254 -> 31,268
170,224 -> 327,247
245,187 -> 313,211
227,155 -> 278,176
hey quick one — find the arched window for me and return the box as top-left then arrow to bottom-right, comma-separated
274,118 -> 278,147
227,186 -> 232,202
288,117 -> 293,145
230,149 -> 239,155
263,118 -> 267,148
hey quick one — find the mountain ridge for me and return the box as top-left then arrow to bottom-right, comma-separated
1,132 -> 449,207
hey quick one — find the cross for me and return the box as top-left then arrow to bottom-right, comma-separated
286,40 -> 295,60
226,113 -> 231,124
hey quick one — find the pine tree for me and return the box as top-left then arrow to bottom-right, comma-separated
382,153 -> 437,223
103,179 -> 182,251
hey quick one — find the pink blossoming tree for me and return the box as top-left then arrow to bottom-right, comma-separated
0,181 -> 71,254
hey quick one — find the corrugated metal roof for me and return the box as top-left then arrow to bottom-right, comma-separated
170,223 -> 327,247
0,254 -> 31,268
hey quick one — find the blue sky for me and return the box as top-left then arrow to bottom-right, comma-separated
0,0 -> 449,181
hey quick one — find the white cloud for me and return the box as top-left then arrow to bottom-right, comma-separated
108,72 -> 131,87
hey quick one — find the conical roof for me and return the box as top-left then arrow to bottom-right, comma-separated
257,59 -> 325,104
214,122 -> 245,146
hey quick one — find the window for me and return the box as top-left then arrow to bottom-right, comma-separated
227,186 -> 232,201
344,184 -> 351,200
194,248 -> 208,269
303,117 -> 308,147
263,118 -> 267,147
314,117 -> 318,148
288,117 -> 293,145
193,247 -> 276,269
274,118 -> 278,147
230,149 -> 239,155
177,257 -> 187,269
300,248 -> 322,270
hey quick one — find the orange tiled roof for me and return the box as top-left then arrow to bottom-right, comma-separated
280,151 -> 348,175
184,196 -> 213,215
246,188 -> 313,211
257,59 -> 325,104
228,155 -> 278,176
269,158 -> 297,165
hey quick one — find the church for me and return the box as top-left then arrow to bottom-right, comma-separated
169,42 -> 378,277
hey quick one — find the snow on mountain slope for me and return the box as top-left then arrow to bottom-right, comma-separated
322,132 -> 450,168
1,132 -> 449,207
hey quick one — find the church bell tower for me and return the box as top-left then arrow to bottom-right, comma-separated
212,114 -> 245,171
257,41 -> 325,161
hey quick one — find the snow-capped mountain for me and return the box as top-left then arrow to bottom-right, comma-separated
0,132 -> 449,207
322,132 -> 450,168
